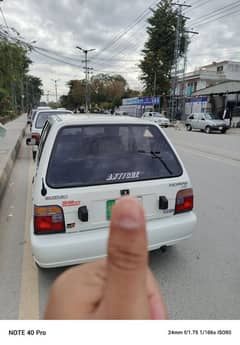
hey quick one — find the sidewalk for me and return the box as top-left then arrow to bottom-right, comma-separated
0,114 -> 27,200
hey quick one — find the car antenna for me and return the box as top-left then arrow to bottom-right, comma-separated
41,178 -> 47,196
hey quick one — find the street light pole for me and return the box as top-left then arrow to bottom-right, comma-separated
76,46 -> 96,112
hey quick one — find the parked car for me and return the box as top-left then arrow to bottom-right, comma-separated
114,110 -> 128,116
26,108 -> 73,160
142,112 -> 170,127
27,114 -> 196,268
27,108 -> 37,126
185,112 -> 228,134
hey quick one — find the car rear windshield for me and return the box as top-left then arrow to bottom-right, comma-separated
46,124 -> 183,188
35,111 -> 71,129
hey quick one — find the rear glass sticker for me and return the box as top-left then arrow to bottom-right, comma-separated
62,200 -> 80,207
106,172 -> 140,181
143,129 -> 154,138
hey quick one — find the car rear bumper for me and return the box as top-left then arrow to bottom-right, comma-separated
31,212 -> 197,268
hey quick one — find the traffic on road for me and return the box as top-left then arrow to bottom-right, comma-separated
0,113 -> 239,320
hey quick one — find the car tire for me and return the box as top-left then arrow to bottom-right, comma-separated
165,125 -> 168,128
221,129 -> 226,134
186,124 -> 192,131
205,126 -> 211,134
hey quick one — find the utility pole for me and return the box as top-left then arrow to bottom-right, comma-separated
87,67 -> 93,111
46,90 -> 50,104
51,79 -> 60,103
153,71 -> 157,111
170,2 -> 191,122
180,29 -> 198,118
76,46 -> 96,112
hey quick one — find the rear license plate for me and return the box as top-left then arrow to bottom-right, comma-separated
106,197 -> 142,220
106,200 -> 116,220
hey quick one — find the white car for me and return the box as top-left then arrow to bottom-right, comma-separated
142,112 -> 170,127
114,111 -> 128,116
28,114 -> 196,268
26,108 -> 73,160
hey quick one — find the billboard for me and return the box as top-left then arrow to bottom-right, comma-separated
122,96 -> 160,106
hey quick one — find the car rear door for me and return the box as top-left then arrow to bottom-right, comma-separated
43,123 -> 189,234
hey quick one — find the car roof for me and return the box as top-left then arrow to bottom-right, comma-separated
47,114 -> 158,128
36,109 -> 72,113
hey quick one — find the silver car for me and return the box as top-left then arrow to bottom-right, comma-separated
185,113 -> 228,134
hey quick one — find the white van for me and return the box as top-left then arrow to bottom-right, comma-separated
29,114 -> 196,268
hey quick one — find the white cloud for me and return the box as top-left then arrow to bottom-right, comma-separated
1,0 -> 240,101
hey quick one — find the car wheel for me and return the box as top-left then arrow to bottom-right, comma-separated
165,125 -> 168,128
221,129 -> 226,134
205,126 -> 211,134
186,124 -> 192,131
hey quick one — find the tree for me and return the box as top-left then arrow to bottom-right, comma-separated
0,37 -> 43,115
139,0 -> 187,95
24,75 -> 43,110
61,74 -> 130,111
91,74 -> 127,108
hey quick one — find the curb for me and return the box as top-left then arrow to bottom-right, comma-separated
0,124 -> 27,201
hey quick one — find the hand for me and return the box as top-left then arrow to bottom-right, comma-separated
44,196 -> 168,320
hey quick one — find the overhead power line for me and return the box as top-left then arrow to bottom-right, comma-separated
0,6 -> 9,32
190,0 -> 240,26
92,0 -> 160,60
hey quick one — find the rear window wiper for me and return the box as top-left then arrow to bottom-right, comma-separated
137,150 -> 173,175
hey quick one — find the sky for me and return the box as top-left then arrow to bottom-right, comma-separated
1,0 -> 240,102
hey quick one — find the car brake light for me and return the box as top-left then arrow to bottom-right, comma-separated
175,188 -> 194,214
31,133 -> 40,144
34,205 -> 65,234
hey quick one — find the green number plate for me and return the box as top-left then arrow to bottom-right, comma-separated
106,200 -> 116,220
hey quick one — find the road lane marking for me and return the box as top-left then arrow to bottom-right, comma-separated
18,159 -> 39,319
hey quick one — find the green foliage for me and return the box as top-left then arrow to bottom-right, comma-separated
60,74 -> 139,110
139,0 -> 187,95
25,75 -> 43,109
0,39 -> 43,115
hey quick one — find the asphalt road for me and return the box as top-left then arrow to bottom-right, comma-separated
0,128 -> 239,320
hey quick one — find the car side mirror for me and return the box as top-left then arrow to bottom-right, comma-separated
26,137 -> 36,146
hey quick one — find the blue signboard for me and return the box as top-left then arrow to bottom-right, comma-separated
122,96 -> 160,106
122,97 -> 139,106
138,96 -> 160,106
186,96 -> 208,103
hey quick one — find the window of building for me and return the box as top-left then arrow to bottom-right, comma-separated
217,66 -> 223,73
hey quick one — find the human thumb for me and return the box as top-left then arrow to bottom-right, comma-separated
97,196 -> 149,319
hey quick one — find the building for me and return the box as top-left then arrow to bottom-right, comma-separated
192,81 -> 240,127
177,60 -> 240,97
176,61 -> 240,125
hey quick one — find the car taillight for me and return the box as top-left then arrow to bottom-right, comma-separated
34,205 -> 65,234
175,188 -> 194,214
31,133 -> 40,144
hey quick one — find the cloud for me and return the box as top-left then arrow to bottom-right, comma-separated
2,0 -> 240,101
